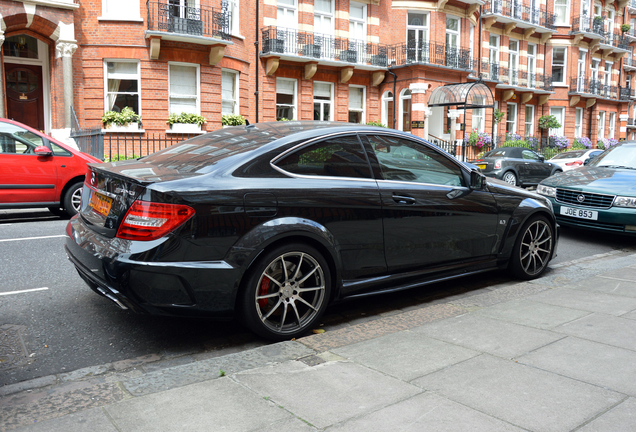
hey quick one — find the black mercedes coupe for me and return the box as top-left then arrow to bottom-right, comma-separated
65,122 -> 558,340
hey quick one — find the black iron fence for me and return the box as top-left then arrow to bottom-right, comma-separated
483,0 -> 556,29
70,107 -> 104,160
103,133 -> 198,161
261,26 -> 389,66
387,41 -> 472,69
479,61 -> 553,91
146,0 -> 231,40
571,15 -> 630,49
569,77 -> 629,100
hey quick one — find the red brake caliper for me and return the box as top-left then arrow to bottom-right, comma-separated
258,278 -> 269,308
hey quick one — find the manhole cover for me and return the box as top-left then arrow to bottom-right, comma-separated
0,324 -> 30,370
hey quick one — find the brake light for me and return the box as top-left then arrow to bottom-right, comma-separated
116,200 -> 195,241
494,160 -> 502,169
566,161 -> 583,166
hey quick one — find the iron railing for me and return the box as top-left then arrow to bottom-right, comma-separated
146,0 -> 231,40
261,26 -> 389,66
103,133 -> 199,161
628,118 -> 636,127
624,57 -> 636,69
479,61 -> 553,91
483,0 -> 556,30
387,41 -> 472,69
571,14 -> 606,37
569,77 -> 629,100
70,107 -> 104,160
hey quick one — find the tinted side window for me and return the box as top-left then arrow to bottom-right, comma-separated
276,135 -> 372,179
0,122 -> 43,154
51,142 -> 72,156
366,135 -> 465,186
522,150 -> 540,161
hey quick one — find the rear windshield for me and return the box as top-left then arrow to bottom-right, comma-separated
551,150 -> 586,160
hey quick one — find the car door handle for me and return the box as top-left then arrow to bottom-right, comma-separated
392,194 -> 416,205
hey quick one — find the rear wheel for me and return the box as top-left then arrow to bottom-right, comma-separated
241,243 -> 331,341
502,171 -> 517,186
509,215 -> 554,280
63,181 -> 84,217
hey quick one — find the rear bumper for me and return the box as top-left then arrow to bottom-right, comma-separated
65,216 -> 243,318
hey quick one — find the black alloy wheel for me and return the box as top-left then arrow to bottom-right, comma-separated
510,215 -> 554,280
241,243 -> 331,341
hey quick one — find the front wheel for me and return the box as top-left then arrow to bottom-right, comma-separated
502,171 -> 517,186
509,215 -> 554,280
241,243 -> 331,341
63,181 -> 84,217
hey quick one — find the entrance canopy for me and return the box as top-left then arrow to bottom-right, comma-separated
428,81 -> 494,109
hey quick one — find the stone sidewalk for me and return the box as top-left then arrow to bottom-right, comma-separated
2,251 -> 636,431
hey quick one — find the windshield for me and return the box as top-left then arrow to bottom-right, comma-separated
589,144 -> 636,169
551,150 -> 586,160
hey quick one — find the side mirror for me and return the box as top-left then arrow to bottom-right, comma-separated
539,155 -> 545,162
34,146 -> 53,156
470,169 -> 486,190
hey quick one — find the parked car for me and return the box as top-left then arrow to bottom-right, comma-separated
548,149 -> 604,171
65,122 -> 558,340
537,141 -> 636,236
470,146 -> 563,187
0,118 -> 102,216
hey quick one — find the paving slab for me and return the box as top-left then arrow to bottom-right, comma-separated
332,330 -> 479,382
526,287 -> 636,316
413,354 -> 623,432
327,391 -> 524,432
9,408 -> 118,432
473,298 -> 591,330
411,314 -> 562,358
105,377 -> 291,432
571,276 -> 636,298
620,310 -> 636,321
519,336 -> 636,396
234,359 -> 422,429
553,313 -> 636,352
578,398 -> 636,432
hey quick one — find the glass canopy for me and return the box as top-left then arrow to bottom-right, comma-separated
427,81 -> 494,109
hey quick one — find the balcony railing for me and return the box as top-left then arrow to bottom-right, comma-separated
146,0 -> 231,40
480,61 -> 553,91
571,14 -> 605,37
261,26 -> 389,66
483,0 -> 556,30
386,41 -> 472,69
570,77 -> 630,100
628,118 -> 636,127
624,57 -> 636,70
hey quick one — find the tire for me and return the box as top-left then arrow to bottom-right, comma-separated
241,243 -> 331,341
509,215 -> 554,280
502,171 -> 517,186
63,181 -> 84,217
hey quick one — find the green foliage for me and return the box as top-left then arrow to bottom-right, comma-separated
219,370 -> 226,377
501,140 -> 527,147
221,114 -> 246,126
538,115 -> 561,130
277,117 -> 291,121
102,106 -> 141,126
493,109 -> 505,124
167,112 -> 207,126
366,120 -> 387,127
621,24 -> 631,33
103,154 -> 138,162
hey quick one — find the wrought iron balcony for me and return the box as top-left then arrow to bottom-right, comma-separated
624,57 -> 636,71
483,0 -> 556,30
386,41 -> 473,70
628,0 -> 636,13
261,26 -> 389,67
146,0 -> 231,40
602,31 -> 630,51
571,14 -> 605,39
628,118 -> 636,128
570,77 -> 629,100
479,61 -> 553,91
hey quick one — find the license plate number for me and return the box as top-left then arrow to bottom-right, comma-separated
476,164 -> 487,170
560,206 -> 598,220
89,190 -> 113,216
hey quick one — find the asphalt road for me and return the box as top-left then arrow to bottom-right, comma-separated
1,208 -> 636,387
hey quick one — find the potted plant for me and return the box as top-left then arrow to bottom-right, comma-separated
621,24 -> 631,34
167,112 -> 206,133
538,114 -> 560,148
221,114 -> 246,127
494,109 -> 505,124
101,106 -> 141,131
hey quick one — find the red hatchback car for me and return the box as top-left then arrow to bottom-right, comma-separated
0,118 -> 102,216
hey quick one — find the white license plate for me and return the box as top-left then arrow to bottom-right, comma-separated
560,206 -> 598,220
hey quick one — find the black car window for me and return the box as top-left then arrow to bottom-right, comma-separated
0,122 -> 43,154
366,135 -> 464,186
275,135 -> 372,179
522,150 -> 540,161
51,142 -> 71,156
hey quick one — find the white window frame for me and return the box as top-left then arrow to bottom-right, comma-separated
508,39 -> 519,86
575,107 -> 583,137
398,88 -> 412,132
349,2 -> 367,42
446,15 -> 461,68
598,111 -> 606,138
609,112 -> 616,139
506,103 -> 517,134
552,47 -> 567,85
227,0 -> 240,36
168,62 -> 201,116
527,43 -> 536,88
314,0 -> 335,37
406,11 -> 430,63
276,77 -> 297,120
604,61 -> 613,89
221,69 -> 239,115
525,105 -> 535,137
100,0 -> 141,20
104,59 -> 141,116
277,0 -> 298,30
554,0 -> 570,26
348,85 -> 366,123
489,35 -> 500,80
381,90 -> 393,128
473,106 -> 485,133
550,106 -> 565,136
577,49 -> 587,92
313,81 -> 334,121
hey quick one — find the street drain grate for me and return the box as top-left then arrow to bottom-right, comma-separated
0,324 -> 30,370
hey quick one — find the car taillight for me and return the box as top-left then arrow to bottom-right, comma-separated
566,161 -> 583,166
116,200 -> 195,241
494,160 -> 502,169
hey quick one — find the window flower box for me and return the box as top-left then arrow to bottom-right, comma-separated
169,123 -> 202,133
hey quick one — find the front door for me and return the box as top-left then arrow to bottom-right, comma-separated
5,63 -> 44,131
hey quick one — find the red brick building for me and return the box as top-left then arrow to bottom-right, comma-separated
0,0 -> 634,155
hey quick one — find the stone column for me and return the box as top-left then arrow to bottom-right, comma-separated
55,41 -> 78,129
0,31 -> 5,118
448,109 -> 462,159
409,82 -> 429,139
423,107 -> 432,141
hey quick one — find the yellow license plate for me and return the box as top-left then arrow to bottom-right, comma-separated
89,191 -> 113,216
476,164 -> 487,169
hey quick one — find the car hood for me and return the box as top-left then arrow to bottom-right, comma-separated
486,177 -> 546,200
540,166 -> 636,196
